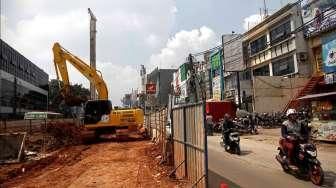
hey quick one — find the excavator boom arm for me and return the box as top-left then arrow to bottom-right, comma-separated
52,42 -> 108,100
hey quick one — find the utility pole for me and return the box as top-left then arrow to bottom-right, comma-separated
88,8 -> 97,100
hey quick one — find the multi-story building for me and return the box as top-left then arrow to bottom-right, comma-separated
147,68 -> 175,108
222,34 -> 254,110
242,3 -> 312,112
243,3 -> 310,78
138,65 -> 147,109
295,0 -> 336,141
0,39 -> 49,118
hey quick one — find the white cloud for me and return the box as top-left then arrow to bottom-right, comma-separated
145,34 -> 160,48
171,6 -> 178,14
243,14 -> 264,31
1,10 -> 89,80
98,63 -> 140,106
149,26 -> 218,70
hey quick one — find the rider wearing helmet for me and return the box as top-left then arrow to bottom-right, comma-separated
281,109 -> 307,164
222,113 -> 235,144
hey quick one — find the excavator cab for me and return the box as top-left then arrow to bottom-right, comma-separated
84,100 -> 112,124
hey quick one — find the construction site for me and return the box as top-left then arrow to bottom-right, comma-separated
0,111 -> 190,187
0,9 -> 193,188
1,1 -> 336,188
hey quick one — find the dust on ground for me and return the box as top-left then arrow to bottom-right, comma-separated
1,141 -> 187,188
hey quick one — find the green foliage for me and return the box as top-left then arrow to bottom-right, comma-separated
48,79 -> 89,115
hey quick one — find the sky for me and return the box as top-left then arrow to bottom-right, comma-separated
0,0 -> 296,105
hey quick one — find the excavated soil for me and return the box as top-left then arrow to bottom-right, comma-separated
1,141 -> 187,188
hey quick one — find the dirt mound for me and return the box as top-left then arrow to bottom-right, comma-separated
0,145 -> 89,185
46,122 -> 82,146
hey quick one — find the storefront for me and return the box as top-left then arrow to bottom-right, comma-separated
300,30 -> 336,142
299,92 -> 336,142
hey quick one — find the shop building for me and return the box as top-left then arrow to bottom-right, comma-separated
295,0 -> 336,141
222,34 -> 253,111
242,3 -> 312,113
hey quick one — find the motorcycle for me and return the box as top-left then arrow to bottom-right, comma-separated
275,134 -> 324,185
233,116 -> 258,135
220,128 -> 241,155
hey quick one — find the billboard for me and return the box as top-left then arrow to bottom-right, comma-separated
210,51 -> 221,74
322,32 -> 336,73
301,0 -> 336,37
146,83 -> 156,94
212,76 -> 221,100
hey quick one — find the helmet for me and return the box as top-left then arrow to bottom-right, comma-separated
286,109 -> 297,117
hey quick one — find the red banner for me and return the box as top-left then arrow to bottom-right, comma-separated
146,83 -> 156,94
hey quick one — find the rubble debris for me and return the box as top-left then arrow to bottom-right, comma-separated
46,122 -> 82,147
0,132 -> 26,164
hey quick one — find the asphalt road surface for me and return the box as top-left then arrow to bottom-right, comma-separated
208,135 -> 336,188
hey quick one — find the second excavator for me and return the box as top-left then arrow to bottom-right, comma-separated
52,42 -> 145,139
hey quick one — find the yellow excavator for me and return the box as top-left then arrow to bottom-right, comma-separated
52,42 -> 145,139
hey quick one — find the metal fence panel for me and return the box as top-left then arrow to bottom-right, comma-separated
173,108 -> 186,178
172,102 -> 207,188
144,108 -> 170,163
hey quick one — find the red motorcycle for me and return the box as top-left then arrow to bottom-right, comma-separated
275,134 -> 324,185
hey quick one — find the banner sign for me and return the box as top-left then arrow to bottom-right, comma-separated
179,63 -> 188,82
322,32 -> 336,73
146,83 -> 156,94
301,0 -> 336,37
312,121 -> 336,141
210,51 -> 221,72
324,72 -> 336,84
212,76 -> 221,101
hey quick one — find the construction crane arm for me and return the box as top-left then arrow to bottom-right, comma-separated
52,42 -> 108,101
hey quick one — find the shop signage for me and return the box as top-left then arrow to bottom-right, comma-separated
312,121 -> 336,141
301,0 -> 336,37
179,82 -> 187,99
146,83 -> 156,94
322,32 -> 336,73
210,51 -> 221,72
324,72 -> 336,84
24,112 -> 62,120
212,76 -> 221,100
179,63 -> 188,82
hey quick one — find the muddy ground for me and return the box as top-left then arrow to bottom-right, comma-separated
1,141 -> 187,188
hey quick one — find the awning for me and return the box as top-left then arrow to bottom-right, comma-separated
297,91 -> 336,100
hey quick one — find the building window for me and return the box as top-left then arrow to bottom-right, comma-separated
270,20 -> 291,45
253,64 -> 270,76
241,70 -> 251,80
272,56 -> 295,76
250,35 -> 267,56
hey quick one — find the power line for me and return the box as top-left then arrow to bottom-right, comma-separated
191,1 -> 336,58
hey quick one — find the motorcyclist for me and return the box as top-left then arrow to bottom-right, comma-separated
222,113 -> 235,144
281,109 -> 308,165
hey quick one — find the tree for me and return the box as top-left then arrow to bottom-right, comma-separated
48,79 -> 90,115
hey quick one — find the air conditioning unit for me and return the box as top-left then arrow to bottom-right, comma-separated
297,52 -> 308,63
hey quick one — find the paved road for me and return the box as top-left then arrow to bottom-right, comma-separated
208,136 -> 336,188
